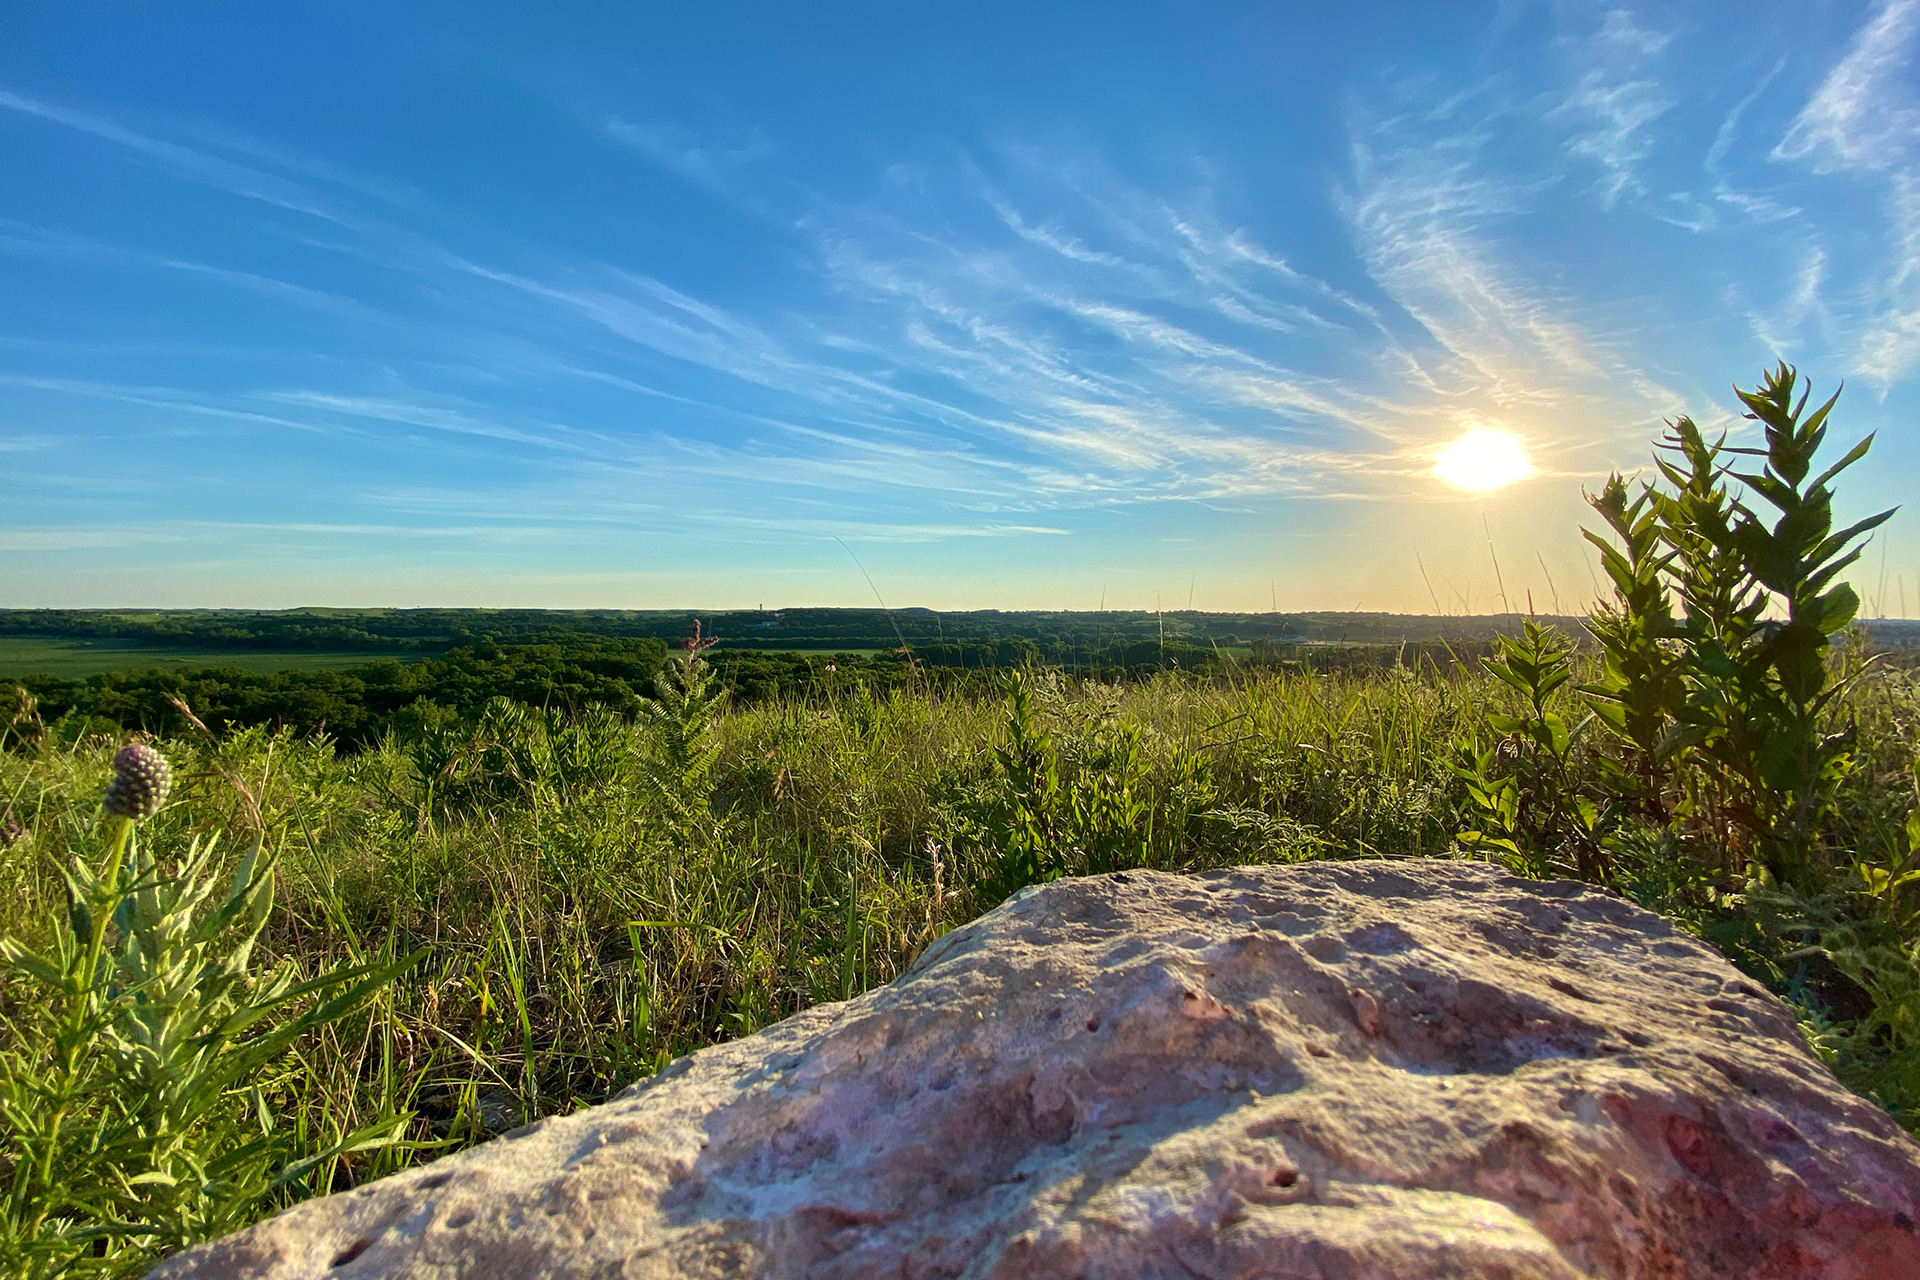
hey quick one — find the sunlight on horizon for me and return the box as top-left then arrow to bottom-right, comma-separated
1433,429 -> 1534,493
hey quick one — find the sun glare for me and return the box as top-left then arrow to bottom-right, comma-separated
1433,429 -> 1533,492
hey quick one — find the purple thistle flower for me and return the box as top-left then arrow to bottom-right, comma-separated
102,743 -> 172,821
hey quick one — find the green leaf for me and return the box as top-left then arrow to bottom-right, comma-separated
1814,583 -> 1860,635
1808,431 -> 1872,494
1571,796 -> 1598,832
269,1113 -> 421,1190
1486,663 -> 1532,695
1538,714 -> 1571,758
1808,509 -> 1896,569
0,945 -> 69,989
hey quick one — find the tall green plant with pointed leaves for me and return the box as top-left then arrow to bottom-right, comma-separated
1581,473 -> 1684,813
1453,620 -> 1605,881
0,747 -> 418,1277
1582,368 -> 1896,890
1644,415 -> 1771,865
1723,366 -> 1896,886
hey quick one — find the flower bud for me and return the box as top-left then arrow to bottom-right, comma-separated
102,743 -> 172,820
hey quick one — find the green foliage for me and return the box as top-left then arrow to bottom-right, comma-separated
0,803 -> 414,1276
969,672 -> 1066,900
945,673 -> 1238,904
2,608 -> 1626,750
1580,473 -> 1684,810
0,604 -> 1550,669
1771,786 -> 1920,1124
1452,620 -> 1604,879
1554,363 -> 1915,1126
1720,368 -> 1894,884
1583,367 -> 1896,888
6,638 -> 673,749
636,654 -> 728,840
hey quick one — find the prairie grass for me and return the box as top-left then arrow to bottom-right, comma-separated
0,645 -> 1917,1274
0,664 -> 1470,1171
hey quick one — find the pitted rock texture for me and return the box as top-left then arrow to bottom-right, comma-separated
154,861 -> 1920,1279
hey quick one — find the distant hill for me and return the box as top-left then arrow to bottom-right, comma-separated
3,608 -> 1911,746
0,607 -> 1912,668
0,607 -> 1592,653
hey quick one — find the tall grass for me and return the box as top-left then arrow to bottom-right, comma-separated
1,645 -> 1917,1274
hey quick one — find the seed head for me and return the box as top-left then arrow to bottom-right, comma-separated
0,806 -> 23,849
102,743 -> 172,820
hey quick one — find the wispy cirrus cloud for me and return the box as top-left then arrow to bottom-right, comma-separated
787,149 -> 1443,500
1772,0 -> 1920,388
1556,9 -> 1675,209
605,118 -> 772,195
2,68 -> 1689,540
1775,0 -> 1920,174
0,88 -> 363,228
1344,81 -> 1685,467
2,76 -> 1679,533
0,525 -> 198,551
0,217 -> 396,326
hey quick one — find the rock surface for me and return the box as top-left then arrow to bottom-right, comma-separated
154,860 -> 1920,1279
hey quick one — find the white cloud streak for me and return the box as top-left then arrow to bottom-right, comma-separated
605,118 -> 771,195
1775,0 -> 1920,174
1774,0 -> 1920,387
1557,10 -> 1675,208
0,88 -> 361,227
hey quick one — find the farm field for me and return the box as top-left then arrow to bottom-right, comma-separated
0,637 -> 417,679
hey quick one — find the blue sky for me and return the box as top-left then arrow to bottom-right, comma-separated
2,2 -> 1916,614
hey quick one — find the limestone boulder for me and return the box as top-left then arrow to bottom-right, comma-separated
153,860 -> 1920,1279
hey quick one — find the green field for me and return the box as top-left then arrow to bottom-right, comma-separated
5,647 -> 1917,1278
0,637 -> 409,679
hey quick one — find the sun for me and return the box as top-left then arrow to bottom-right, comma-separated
1433,428 -> 1533,492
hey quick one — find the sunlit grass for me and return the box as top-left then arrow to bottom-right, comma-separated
1,645 -> 1915,1275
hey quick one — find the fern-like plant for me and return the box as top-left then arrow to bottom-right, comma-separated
637,650 -> 727,841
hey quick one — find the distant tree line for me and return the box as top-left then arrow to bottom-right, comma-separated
2,631 -> 1496,751
7,638 -> 671,748
0,605 -> 1581,658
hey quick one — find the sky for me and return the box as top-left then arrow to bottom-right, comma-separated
1,1 -> 1917,615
